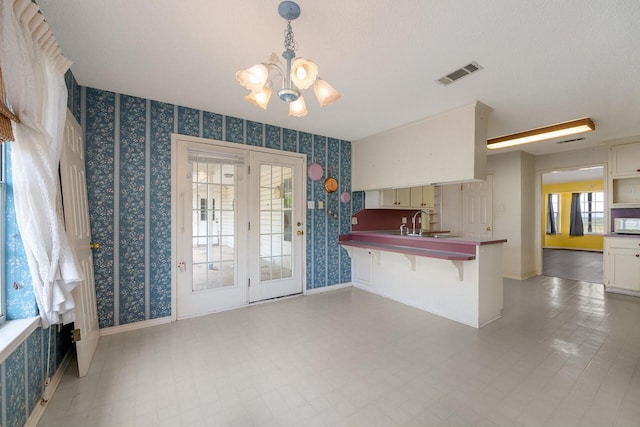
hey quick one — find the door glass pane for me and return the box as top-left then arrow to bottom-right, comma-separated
259,164 -> 293,282
191,159 -> 236,290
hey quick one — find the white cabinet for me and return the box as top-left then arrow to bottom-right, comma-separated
380,188 -> 411,208
609,142 -> 640,207
352,101 -> 491,191
410,185 -> 435,209
605,237 -> 640,295
352,248 -> 373,285
610,142 -> 640,176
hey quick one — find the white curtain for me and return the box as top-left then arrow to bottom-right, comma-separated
1,0 -> 82,327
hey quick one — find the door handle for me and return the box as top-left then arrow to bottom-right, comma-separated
486,226 -> 492,231
89,243 -> 100,250
297,230 -> 304,236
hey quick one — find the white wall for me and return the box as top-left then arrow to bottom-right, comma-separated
488,151 -> 526,279
521,152 -> 536,278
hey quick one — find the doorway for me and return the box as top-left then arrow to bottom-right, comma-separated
541,166 -> 605,284
172,136 -> 306,319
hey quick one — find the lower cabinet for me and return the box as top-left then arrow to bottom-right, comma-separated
604,237 -> 640,294
352,248 -> 372,285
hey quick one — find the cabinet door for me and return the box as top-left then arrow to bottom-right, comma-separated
607,248 -> 640,291
380,189 -> 397,207
421,186 -> 435,209
410,186 -> 424,208
611,143 -> 640,176
395,188 -> 411,208
353,249 -> 372,285
410,185 -> 435,209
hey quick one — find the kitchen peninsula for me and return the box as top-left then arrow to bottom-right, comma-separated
339,216 -> 506,328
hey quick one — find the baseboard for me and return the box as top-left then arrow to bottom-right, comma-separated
99,316 -> 172,336
305,282 -> 353,295
25,350 -> 73,427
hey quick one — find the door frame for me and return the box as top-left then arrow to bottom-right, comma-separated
534,163 -> 608,276
170,134 -> 307,319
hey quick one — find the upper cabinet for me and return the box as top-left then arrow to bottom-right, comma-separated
609,141 -> 640,207
410,185 -> 435,209
352,101 -> 492,191
380,188 -> 411,208
610,142 -> 640,176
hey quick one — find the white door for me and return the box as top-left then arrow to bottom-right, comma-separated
461,174 -> 494,240
59,111 -> 100,377
175,141 -> 248,318
248,151 -> 305,302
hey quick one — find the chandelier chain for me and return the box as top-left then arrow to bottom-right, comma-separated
283,21 -> 297,53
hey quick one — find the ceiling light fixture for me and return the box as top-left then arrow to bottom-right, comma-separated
487,118 -> 595,150
235,1 -> 342,117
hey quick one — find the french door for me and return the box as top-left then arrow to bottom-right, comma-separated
248,151 -> 305,302
173,137 -> 305,319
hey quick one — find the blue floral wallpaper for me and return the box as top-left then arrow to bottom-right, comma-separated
82,86 -> 363,328
0,325 -> 72,427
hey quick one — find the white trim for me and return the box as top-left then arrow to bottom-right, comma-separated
170,134 -> 307,318
113,93 -> 121,326
24,349 -> 73,427
99,316 -> 172,336
305,282 -> 353,295
0,317 -> 39,364
605,286 -> 640,297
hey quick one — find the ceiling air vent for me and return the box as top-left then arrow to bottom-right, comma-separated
436,61 -> 483,86
557,137 -> 585,144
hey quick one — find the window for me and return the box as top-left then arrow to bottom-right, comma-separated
200,198 -> 206,221
579,191 -> 604,234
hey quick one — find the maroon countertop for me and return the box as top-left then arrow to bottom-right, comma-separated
338,231 -> 507,261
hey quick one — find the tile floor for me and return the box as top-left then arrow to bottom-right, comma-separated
38,277 -> 640,427
542,249 -> 603,284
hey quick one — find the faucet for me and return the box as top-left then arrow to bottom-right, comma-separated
412,210 -> 431,235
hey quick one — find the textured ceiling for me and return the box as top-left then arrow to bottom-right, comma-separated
37,0 -> 640,156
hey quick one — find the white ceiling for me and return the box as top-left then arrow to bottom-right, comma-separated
37,0 -> 640,156
541,166 -> 603,184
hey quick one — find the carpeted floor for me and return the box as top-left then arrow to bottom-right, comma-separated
542,248 -> 603,284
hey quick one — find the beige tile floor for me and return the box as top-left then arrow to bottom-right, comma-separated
38,276 -> 640,426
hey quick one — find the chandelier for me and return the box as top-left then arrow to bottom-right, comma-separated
235,1 -> 342,117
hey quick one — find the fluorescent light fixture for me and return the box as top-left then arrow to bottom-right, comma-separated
487,118 -> 595,150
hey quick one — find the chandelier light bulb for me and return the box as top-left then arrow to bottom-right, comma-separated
291,58 -> 318,90
313,78 -> 343,107
235,64 -> 269,93
289,95 -> 308,117
245,83 -> 272,110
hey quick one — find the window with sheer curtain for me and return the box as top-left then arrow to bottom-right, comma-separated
1,0 -> 81,327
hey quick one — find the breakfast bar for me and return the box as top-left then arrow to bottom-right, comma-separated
339,231 -> 506,328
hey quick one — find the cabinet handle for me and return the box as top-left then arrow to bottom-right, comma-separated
636,254 -> 640,257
